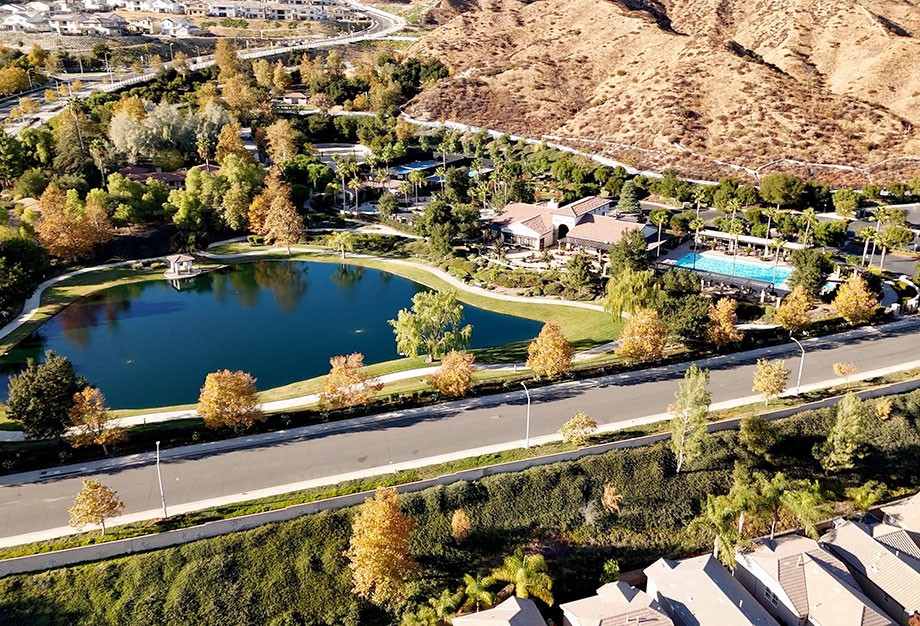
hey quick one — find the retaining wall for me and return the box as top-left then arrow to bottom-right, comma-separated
2,377 -> 919,577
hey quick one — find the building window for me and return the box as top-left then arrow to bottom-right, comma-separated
763,588 -> 779,607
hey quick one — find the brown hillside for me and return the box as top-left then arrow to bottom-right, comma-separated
406,0 -> 920,184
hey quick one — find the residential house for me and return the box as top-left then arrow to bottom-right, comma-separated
123,0 -> 150,11
118,165 -> 187,189
560,581 -> 673,626
451,596 -> 545,626
879,491 -> 920,536
184,2 -> 208,15
1,11 -> 51,30
149,0 -> 183,12
734,534 -> 895,626
488,196 -> 654,253
644,555 -> 781,626
159,15 -> 199,35
205,1 -> 237,17
237,2 -> 267,18
48,13 -> 87,33
84,11 -> 127,33
281,90 -> 309,105
81,0 -> 108,11
822,519 -> 920,625
127,15 -> 156,31
24,1 -> 52,12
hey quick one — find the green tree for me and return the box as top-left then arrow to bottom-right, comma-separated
608,228 -> 649,274
875,225 -> 913,271
0,129 -> 24,187
759,173 -> 804,210
788,249 -> 834,298
817,392 -> 869,471
832,189 -> 859,217
604,268 -> 658,316
669,364 -> 711,473
489,551 -> 554,606
689,494 -> 742,566
616,179 -> 640,214
326,231 -> 356,259
378,193 -> 398,217
389,291 -> 472,361
7,351 -> 84,439
459,573 -> 496,613
565,253 -> 592,289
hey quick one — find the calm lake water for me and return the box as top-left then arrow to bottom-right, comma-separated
0,261 -> 543,409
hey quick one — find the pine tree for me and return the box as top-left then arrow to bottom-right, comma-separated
817,392 -> 869,471
669,364 -> 711,473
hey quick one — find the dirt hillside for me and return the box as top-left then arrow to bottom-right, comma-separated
406,0 -> 920,184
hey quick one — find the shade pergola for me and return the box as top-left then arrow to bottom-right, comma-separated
697,230 -> 805,250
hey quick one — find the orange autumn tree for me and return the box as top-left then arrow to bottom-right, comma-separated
707,297 -> 743,348
526,322 -> 574,378
197,369 -> 264,430
68,387 -> 126,455
319,352 -> 382,409
427,350 -> 476,397
345,486 -> 418,605
774,285 -> 812,332
833,273 -> 878,324
37,184 -> 113,261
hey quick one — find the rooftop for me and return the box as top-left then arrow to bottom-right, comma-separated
644,554 -> 780,626
564,213 -> 642,246
451,596 -> 545,626
880,492 -> 920,533
560,581 -> 673,626
551,195 -> 612,218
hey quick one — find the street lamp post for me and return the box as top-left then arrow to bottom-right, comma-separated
520,382 -> 531,449
790,334 -> 805,395
155,440 -> 168,519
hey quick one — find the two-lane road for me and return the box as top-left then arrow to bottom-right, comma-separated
2,319 -> 920,542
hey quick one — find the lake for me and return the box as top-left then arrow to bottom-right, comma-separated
0,261 -> 544,409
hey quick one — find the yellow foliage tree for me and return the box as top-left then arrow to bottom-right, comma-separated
558,411 -> 597,446
197,369 -> 264,430
344,486 -> 418,605
833,273 -> 878,324
68,478 -> 124,536
273,60 -> 292,91
214,38 -> 241,82
319,352 -> 382,409
774,285 -> 812,332
602,483 -> 624,513
707,297 -> 743,348
215,121 -> 252,164
68,387 -> 125,455
525,322 -> 574,378
265,118 -> 298,165
615,309 -> 669,363
833,362 -> 857,387
450,508 -> 471,543
263,189 -> 303,255
37,184 -> 113,261
752,358 -> 789,405
426,350 -> 475,397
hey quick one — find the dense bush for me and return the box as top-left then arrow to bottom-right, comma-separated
2,390 -> 920,625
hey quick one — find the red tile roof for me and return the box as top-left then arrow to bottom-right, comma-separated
565,214 -> 641,244
552,195 -> 611,218
490,202 -> 553,235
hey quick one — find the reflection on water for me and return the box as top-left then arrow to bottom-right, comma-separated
0,261 -> 543,409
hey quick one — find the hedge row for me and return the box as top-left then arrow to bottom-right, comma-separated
2,390 -> 920,625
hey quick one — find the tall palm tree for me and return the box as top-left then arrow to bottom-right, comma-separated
650,209 -> 669,258
349,176 -> 361,213
399,180 -> 412,207
690,217 -> 705,265
856,226 -> 875,266
460,573 -> 496,613
693,185 -> 708,219
770,238 -> 785,284
490,551 -> 554,606
763,205 -> 781,255
799,207 -> 818,247
408,169 -> 426,204
689,494 -> 743,567
728,216 -> 744,278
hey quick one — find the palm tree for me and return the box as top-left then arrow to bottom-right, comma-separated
763,205 -> 781,255
408,169 -> 426,204
650,209 -> 670,258
690,217 -> 705,260
769,238 -> 785,284
490,551 -> 554,606
693,185 -> 708,219
349,176 -> 361,213
727,210 -> 744,277
799,207 -> 818,247
428,589 -> 462,623
399,180 -> 412,207
332,155 -> 357,213
856,226 -> 875,266
875,226 -> 914,272
689,494 -> 743,567
326,231 -> 354,259
459,573 -> 496,613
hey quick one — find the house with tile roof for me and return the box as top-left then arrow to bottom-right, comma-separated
644,554 -> 781,626
821,519 -> 920,625
487,196 -> 653,253
451,596 -> 546,626
560,581 -> 673,626
734,534 -> 895,626
880,492 -> 920,536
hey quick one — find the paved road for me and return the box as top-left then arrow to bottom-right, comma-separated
2,318 -> 920,541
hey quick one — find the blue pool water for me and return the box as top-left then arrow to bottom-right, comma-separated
674,253 -> 792,285
392,160 -> 440,175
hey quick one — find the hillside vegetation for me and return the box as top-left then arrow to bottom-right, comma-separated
407,0 -> 920,183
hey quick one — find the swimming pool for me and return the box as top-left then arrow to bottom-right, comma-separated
674,252 -> 792,285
